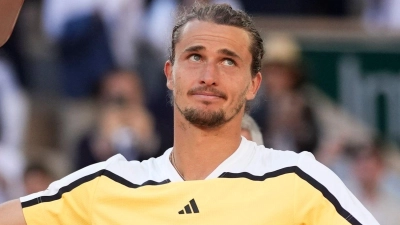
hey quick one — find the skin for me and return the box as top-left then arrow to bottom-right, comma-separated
0,0 -> 27,221
0,200 -> 26,225
164,20 -> 261,180
262,65 -> 297,98
353,149 -> 383,201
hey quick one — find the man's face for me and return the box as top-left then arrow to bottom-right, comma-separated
164,20 -> 261,128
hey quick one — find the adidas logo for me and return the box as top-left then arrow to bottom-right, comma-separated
178,199 -> 200,214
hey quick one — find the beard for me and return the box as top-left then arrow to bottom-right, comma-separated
181,107 -> 226,128
169,86 -> 248,128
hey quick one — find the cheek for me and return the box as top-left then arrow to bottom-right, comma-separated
227,84 -> 250,108
172,76 -> 186,96
239,81 -> 253,100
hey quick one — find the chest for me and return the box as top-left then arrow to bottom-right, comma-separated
92,176 -> 295,224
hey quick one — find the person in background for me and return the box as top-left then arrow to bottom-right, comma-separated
241,113 -> 263,145
252,33 -> 320,154
343,139 -> 400,225
362,0 -> 400,31
241,0 -> 347,16
75,70 -> 159,169
0,53 -> 28,203
42,0 -> 145,97
23,163 -> 54,195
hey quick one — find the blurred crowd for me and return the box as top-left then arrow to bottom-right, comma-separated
1,0 -> 400,224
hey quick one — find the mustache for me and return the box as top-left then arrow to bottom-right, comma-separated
187,86 -> 227,100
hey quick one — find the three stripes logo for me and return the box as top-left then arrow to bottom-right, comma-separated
178,199 -> 200,214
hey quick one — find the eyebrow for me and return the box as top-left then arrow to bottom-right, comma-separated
183,45 -> 205,53
183,45 -> 243,62
218,48 -> 242,61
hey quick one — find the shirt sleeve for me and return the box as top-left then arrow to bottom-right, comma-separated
294,151 -> 380,225
19,155 -> 123,224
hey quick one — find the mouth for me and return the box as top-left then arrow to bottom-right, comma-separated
188,87 -> 227,100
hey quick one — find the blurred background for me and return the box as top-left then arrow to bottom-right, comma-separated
1,0 -> 400,223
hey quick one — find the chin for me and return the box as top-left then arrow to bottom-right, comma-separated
183,107 -> 226,128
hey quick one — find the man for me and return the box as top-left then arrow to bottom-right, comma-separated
0,3 -> 379,224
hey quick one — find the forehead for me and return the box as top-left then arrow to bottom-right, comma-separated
176,20 -> 252,56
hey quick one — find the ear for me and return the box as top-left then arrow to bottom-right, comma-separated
246,72 -> 262,100
164,60 -> 174,90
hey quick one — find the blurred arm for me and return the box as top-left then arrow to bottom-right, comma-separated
0,199 -> 27,225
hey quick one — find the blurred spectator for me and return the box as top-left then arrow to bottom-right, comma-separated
75,70 -> 159,169
343,139 -> 400,225
252,33 -> 379,172
363,0 -> 400,30
241,0 -> 347,16
241,113 -> 263,145
0,53 -> 28,202
251,33 -> 320,153
42,0 -> 145,98
23,163 -> 54,195
1,24 -> 28,89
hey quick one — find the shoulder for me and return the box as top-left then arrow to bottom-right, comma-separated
246,144 -> 340,184
20,153 -> 170,206
103,153 -> 170,186
248,144 -> 315,173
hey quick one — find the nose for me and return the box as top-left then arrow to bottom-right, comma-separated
200,63 -> 218,86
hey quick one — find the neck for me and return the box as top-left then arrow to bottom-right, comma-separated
171,111 -> 243,180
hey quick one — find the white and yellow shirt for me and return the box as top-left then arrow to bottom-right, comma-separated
20,138 -> 379,224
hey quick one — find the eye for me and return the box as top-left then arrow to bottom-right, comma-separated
189,54 -> 201,62
222,58 -> 235,66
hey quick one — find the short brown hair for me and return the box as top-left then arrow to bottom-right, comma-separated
169,2 -> 264,77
